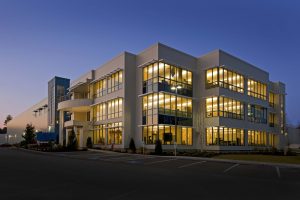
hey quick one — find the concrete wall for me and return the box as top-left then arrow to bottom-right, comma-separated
287,126 -> 300,148
5,98 -> 48,144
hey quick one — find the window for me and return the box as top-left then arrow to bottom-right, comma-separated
206,67 -> 244,93
206,96 -> 244,119
269,113 -> 275,127
92,103 -> 106,121
269,92 -> 275,108
143,93 -> 192,126
93,125 -> 105,144
91,70 -> 123,98
206,127 -> 244,146
248,130 -> 267,146
107,98 -> 123,119
107,71 -> 123,93
269,133 -> 275,147
247,104 -> 267,124
107,122 -> 122,144
143,62 -> 192,97
142,125 -> 192,145
93,79 -> 107,98
247,79 -> 267,100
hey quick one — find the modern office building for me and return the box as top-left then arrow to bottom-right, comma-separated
56,43 -> 287,151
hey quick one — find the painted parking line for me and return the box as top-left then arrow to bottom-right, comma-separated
178,161 -> 207,169
223,163 -> 240,173
145,158 -> 177,165
276,166 -> 281,178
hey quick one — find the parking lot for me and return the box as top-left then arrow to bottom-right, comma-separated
54,150 -> 300,182
1,148 -> 300,200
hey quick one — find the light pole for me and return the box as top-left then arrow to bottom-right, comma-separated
171,85 -> 182,157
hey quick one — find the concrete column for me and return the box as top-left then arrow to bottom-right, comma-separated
59,110 -> 64,145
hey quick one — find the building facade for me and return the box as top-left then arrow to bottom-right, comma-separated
57,43 -> 287,151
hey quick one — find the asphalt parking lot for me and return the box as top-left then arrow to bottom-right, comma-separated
0,148 -> 300,200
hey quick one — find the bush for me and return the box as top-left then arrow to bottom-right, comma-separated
86,137 -> 93,148
154,140 -> 163,155
129,138 -> 136,153
22,123 -> 36,145
67,130 -> 78,151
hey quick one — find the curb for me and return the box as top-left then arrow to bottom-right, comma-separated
88,148 -> 300,169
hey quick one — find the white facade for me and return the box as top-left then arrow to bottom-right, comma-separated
5,98 -> 48,144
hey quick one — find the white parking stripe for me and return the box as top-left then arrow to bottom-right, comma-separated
178,161 -> 206,169
145,158 -> 177,165
276,166 -> 281,178
223,163 -> 240,173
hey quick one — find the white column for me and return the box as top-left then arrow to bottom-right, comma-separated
59,110 -> 64,145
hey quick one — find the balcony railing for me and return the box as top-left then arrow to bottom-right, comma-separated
58,92 -> 90,103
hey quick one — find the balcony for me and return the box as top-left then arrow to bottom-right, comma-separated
58,96 -> 92,112
64,120 -> 91,128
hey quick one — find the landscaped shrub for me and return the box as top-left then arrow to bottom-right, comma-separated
129,138 -> 136,153
154,139 -> 163,155
86,137 -> 93,148
22,123 -> 36,145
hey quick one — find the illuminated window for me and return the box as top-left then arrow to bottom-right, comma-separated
206,67 -> 244,93
107,98 -> 123,119
142,125 -> 192,145
142,93 -> 192,126
269,92 -> 275,108
107,122 -> 122,144
247,79 -> 267,100
206,127 -> 244,146
206,96 -> 244,119
92,103 -> 106,121
269,113 -> 275,127
247,130 -> 267,146
93,124 -> 105,144
269,133 -> 275,147
143,62 -> 192,97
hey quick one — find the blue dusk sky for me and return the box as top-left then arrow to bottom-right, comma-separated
0,0 -> 299,127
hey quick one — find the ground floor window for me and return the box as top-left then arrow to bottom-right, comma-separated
248,130 -> 267,146
142,125 -> 192,145
269,133 -> 275,147
93,125 -> 105,144
206,127 -> 244,146
107,122 -> 122,145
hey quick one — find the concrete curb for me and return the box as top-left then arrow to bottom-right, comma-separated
88,148 -> 300,169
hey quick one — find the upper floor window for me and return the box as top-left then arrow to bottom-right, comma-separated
107,71 -> 123,94
92,103 -> 106,121
206,67 -> 244,93
143,62 -> 192,97
93,79 -> 107,98
206,96 -> 244,120
269,92 -> 275,108
92,70 -> 123,98
107,98 -> 123,119
142,93 -> 192,126
247,79 -> 267,100
247,104 -> 267,124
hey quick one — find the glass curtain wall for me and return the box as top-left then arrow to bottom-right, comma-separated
143,62 -> 192,96
247,79 -> 267,100
206,67 -> 244,93
206,127 -> 244,146
206,96 -> 244,119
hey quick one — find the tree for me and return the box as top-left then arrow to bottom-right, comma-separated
154,139 -> 163,155
67,130 -> 78,150
22,123 -> 36,144
129,138 -> 136,153
4,115 -> 12,126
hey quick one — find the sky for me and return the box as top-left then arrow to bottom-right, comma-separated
0,0 -> 299,127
